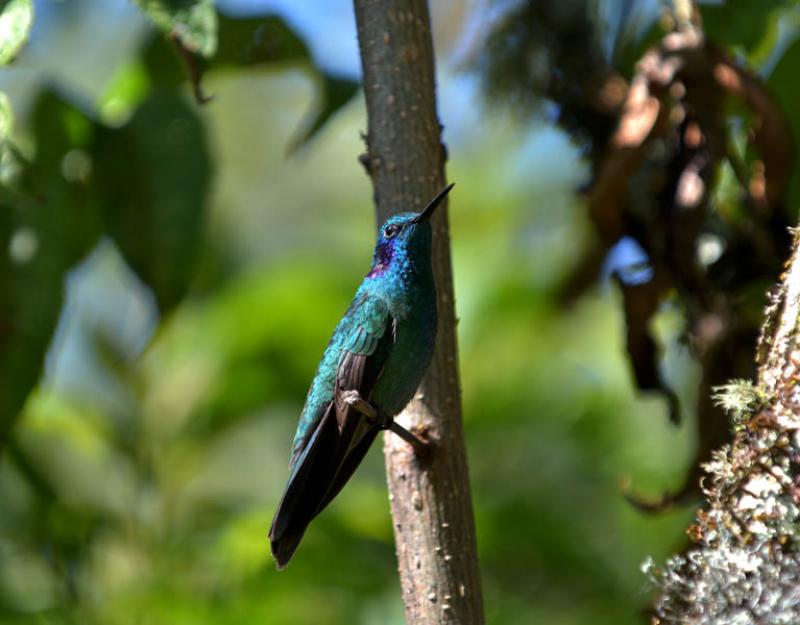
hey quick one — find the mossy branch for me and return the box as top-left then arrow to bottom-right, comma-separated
649,227 -> 800,624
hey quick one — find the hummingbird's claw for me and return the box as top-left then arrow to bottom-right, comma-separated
340,389 -> 378,420
339,389 -> 430,456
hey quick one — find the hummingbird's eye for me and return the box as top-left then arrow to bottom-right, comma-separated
383,224 -> 401,239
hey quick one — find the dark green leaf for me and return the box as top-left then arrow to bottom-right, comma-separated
142,12 -> 361,147
289,74 -> 359,153
701,0 -> 784,51
212,14 -> 359,149
212,14 -> 308,68
93,91 -> 211,310
142,29 -> 191,91
142,13 -> 312,103
0,0 -> 34,65
0,92 -> 102,447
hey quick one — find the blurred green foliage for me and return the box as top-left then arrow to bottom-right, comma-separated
0,0 -> 33,65
0,1 -> 797,624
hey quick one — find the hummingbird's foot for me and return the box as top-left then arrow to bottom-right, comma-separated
341,390 -> 430,455
341,389 -> 378,420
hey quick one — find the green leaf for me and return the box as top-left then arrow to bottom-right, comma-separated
0,91 -> 13,188
0,0 -> 33,65
135,0 -> 217,57
211,14 -> 360,149
289,73 -> 359,153
0,92 -> 102,448
93,91 -> 211,310
142,27 -> 192,91
0,91 -> 12,141
98,61 -> 152,127
142,12 -> 311,103
701,0 -> 784,52
212,14 -> 308,68
142,11 -> 360,144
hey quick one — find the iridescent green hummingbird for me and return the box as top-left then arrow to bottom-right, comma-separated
269,183 -> 454,569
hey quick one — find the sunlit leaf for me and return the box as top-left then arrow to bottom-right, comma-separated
135,0 -> 217,57
0,91 -> 12,141
0,90 -> 14,183
99,61 -> 152,127
0,0 -> 33,65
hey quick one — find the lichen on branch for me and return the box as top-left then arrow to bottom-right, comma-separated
648,227 -> 800,624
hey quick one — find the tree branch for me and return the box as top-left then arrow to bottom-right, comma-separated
353,2 -> 485,624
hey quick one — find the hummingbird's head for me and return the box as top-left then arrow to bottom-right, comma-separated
367,183 -> 454,279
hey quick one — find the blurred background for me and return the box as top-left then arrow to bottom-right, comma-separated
1,0 -> 798,623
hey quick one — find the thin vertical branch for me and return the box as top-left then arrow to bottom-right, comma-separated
353,2 -> 485,624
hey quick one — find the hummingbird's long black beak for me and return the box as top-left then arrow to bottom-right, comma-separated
412,182 -> 455,223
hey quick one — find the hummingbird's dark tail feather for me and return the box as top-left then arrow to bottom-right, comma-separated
271,528 -> 306,571
269,405 -> 339,569
270,401 -> 383,568
318,426 -> 379,511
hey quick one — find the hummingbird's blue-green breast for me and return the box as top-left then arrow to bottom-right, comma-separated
269,184 -> 453,569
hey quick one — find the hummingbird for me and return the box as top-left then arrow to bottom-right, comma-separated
269,183 -> 454,569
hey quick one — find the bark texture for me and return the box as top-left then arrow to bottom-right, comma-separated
353,2 -> 485,624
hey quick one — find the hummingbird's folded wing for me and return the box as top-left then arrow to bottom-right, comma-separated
269,293 -> 394,567
336,295 -> 394,418
317,295 -> 396,509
